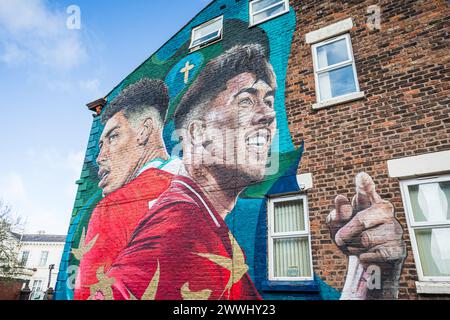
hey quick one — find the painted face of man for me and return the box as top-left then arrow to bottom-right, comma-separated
201,72 -> 276,185
97,111 -> 142,196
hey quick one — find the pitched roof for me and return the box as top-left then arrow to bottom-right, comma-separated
14,234 -> 66,243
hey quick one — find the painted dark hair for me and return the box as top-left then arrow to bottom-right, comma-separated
174,43 -> 277,130
101,78 -> 169,125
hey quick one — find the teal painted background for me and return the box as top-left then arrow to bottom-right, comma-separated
55,0 -> 340,300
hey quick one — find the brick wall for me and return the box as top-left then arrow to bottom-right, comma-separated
56,0 -> 449,300
0,278 -> 24,300
286,0 -> 450,299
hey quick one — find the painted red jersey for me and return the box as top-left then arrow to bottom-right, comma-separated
74,168 -> 173,300
95,175 -> 261,300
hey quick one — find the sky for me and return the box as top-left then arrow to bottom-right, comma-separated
0,0 -> 211,234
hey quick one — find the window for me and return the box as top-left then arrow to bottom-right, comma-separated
31,280 -> 43,292
30,280 -> 45,300
20,251 -> 29,266
39,251 -> 49,267
268,195 -> 313,281
401,175 -> 450,282
189,16 -> 223,51
312,34 -> 361,103
249,0 -> 290,26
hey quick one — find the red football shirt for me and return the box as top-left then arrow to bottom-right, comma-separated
97,175 -> 261,300
74,168 -> 173,300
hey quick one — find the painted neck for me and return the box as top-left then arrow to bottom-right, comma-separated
127,133 -> 168,184
184,164 -> 244,221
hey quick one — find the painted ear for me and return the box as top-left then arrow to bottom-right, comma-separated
187,120 -> 204,146
138,118 -> 154,145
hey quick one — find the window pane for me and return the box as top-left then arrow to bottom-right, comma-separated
253,3 -> 286,25
20,251 -> 29,266
252,0 -> 285,13
316,38 -> 350,69
39,251 -> 49,267
318,65 -> 357,101
192,30 -> 220,47
192,18 -> 222,47
32,280 -> 42,291
274,237 -> 311,278
274,199 -> 305,233
415,228 -> 450,277
408,181 -> 450,223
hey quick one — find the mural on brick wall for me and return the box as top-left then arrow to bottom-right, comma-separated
327,172 -> 406,300
56,1 -> 406,301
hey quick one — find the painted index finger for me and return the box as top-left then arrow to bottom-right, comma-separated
353,172 -> 382,212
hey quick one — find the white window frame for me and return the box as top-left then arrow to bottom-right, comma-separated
39,251 -> 49,267
30,279 -> 46,300
400,174 -> 450,283
31,279 -> 44,292
20,250 -> 29,266
189,16 -> 223,51
249,0 -> 290,27
267,194 -> 314,281
311,33 -> 361,104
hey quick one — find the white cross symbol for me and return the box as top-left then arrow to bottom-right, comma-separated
180,61 -> 195,84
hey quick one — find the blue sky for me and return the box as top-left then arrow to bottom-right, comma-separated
0,0 -> 211,234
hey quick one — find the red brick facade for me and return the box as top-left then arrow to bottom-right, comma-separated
0,278 -> 24,300
55,0 -> 449,300
286,0 -> 449,299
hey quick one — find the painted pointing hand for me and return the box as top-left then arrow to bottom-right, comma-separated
326,172 -> 407,299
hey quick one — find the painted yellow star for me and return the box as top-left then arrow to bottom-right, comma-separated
125,260 -> 161,301
141,260 -> 161,300
88,266 -> 115,300
71,227 -> 99,261
181,283 -> 212,300
196,232 -> 249,299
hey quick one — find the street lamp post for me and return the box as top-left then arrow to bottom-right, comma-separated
47,264 -> 55,289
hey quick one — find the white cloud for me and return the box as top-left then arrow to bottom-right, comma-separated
0,172 -> 30,231
78,78 -> 101,96
0,0 -> 87,69
0,42 -> 27,64
31,147 -> 84,179
35,75 -> 102,99
0,148 -> 85,234
66,150 -> 85,174
0,172 -> 27,202
25,207 -> 70,235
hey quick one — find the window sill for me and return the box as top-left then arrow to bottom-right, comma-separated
416,281 -> 450,295
312,91 -> 365,110
189,37 -> 222,53
261,280 -> 320,293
